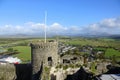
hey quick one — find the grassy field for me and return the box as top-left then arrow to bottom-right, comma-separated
63,38 -> 120,61
13,46 -> 31,63
105,48 -> 120,57
0,37 -> 120,62
64,38 -> 120,49
65,39 -> 107,46
94,47 -> 120,59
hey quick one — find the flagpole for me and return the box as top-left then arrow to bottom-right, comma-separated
44,11 -> 47,43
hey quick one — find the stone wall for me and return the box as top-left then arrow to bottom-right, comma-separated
0,64 -> 15,80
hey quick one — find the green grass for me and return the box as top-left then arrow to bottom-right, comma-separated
105,48 -> 120,61
64,38 -> 120,49
91,62 -> 96,73
105,48 -> 120,57
65,39 -> 109,47
100,38 -> 115,41
13,46 -> 31,63
0,38 -> 120,63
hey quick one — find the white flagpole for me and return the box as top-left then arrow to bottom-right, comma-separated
44,11 -> 47,43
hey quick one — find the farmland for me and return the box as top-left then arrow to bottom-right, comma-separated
0,37 -> 120,63
13,46 -> 31,63
63,38 -> 120,61
64,38 -> 120,49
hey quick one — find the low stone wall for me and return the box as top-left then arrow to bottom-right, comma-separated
0,64 -> 16,80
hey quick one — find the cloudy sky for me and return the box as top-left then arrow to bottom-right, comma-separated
0,0 -> 120,36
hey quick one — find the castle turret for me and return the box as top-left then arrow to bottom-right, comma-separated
30,41 -> 58,76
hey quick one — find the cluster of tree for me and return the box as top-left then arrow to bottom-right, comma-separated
7,48 -> 19,55
17,42 -> 28,46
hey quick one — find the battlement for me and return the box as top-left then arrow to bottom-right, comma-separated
30,41 -> 58,49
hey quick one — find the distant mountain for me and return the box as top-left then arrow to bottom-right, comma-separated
71,32 -> 111,38
108,35 -> 120,39
0,33 -> 120,39
0,34 -> 35,38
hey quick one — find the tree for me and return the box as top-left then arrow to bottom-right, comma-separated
7,48 -> 14,52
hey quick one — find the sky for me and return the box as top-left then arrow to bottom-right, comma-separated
0,0 -> 120,36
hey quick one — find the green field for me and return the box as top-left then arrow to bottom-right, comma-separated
13,46 -> 31,63
94,47 -> 120,58
0,37 -> 120,63
65,39 -> 108,46
64,38 -> 120,61
64,38 -> 120,48
105,48 -> 120,57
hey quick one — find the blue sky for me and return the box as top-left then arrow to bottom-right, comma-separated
0,0 -> 120,36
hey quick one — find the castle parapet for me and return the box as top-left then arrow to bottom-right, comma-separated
30,42 -> 58,49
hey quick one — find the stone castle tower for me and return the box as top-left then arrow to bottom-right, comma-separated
30,41 -> 58,75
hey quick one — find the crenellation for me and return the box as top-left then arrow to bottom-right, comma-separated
31,42 -> 58,49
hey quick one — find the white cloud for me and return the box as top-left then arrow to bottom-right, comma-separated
83,17 -> 120,35
0,17 -> 120,36
50,23 -> 66,31
100,17 -> 120,28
